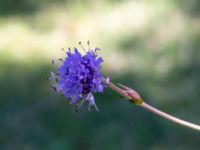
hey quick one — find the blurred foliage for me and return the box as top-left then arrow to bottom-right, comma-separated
0,0 -> 67,16
0,0 -> 200,150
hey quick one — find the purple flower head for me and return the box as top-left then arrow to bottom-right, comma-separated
49,42 -> 107,111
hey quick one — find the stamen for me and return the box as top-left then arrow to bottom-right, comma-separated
93,103 -> 99,112
87,94 -> 99,111
95,47 -> 101,52
68,47 -> 71,53
49,85 -> 57,92
87,40 -> 91,50
103,77 -> 110,87
76,99 -> 85,110
51,71 -> 55,78
79,41 -> 87,53
47,77 -> 54,81
48,71 -> 59,81
105,77 -> 110,84
52,59 -> 63,66
47,71 -> 56,81
51,60 -> 55,65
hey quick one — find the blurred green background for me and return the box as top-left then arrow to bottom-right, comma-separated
0,0 -> 200,149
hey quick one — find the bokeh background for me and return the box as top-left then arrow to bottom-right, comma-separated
0,0 -> 200,149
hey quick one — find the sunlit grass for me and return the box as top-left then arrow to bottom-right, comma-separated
0,0 -> 198,72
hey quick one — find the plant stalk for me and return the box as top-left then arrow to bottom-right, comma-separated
141,102 -> 200,131
103,78 -> 200,131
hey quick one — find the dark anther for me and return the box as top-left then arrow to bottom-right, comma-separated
79,41 -> 87,53
95,47 -> 101,51
56,78 -> 58,82
51,60 -> 55,65
59,58 -> 63,61
87,40 -> 91,50
49,85 -> 57,92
